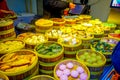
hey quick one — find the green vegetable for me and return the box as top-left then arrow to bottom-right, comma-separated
36,42 -> 62,55
36,44 -> 44,50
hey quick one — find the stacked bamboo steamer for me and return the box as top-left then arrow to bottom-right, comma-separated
34,41 -> 64,76
0,19 -> 16,41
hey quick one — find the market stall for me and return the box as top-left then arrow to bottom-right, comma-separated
0,0 -> 120,80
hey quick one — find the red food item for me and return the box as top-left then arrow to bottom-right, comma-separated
110,34 -> 120,38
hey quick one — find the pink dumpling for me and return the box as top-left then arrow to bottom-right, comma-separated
80,73 -> 88,80
63,69 -> 71,76
59,64 -> 66,71
60,74 -> 68,80
71,70 -> 79,78
76,66 -> 84,74
56,69 -> 63,77
66,62 -> 74,69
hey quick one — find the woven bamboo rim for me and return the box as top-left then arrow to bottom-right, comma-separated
0,19 -> 13,27
39,69 -> 53,76
0,24 -> 13,31
8,63 -> 39,80
0,50 -> 38,77
35,41 -> 64,63
29,75 -> 55,80
39,58 -> 63,70
54,59 -> 90,80
0,28 -> 15,35
0,34 -> 16,42
0,31 -> 15,39
38,53 -> 64,63
76,49 -> 106,67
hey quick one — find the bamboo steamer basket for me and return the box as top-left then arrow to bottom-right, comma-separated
45,28 -> 62,42
62,15 -> 77,26
0,31 -> 16,40
58,36 -> 82,58
100,37 -> 118,47
0,34 -> 16,42
79,15 -> 92,22
34,41 -> 64,63
23,66 -> 39,80
54,59 -> 90,80
50,18 -> 65,26
29,75 -> 56,80
90,41 -> 114,66
0,72 -> 9,80
0,49 -> 38,80
103,22 -> 117,33
39,57 -> 63,70
35,19 -> 53,34
76,49 -> 106,80
0,19 -> 16,41
3,14 -> 17,20
39,69 -> 54,76
80,34 -> 94,49
24,33 -> 48,49
0,19 -> 14,31
0,40 -> 25,57
92,32 -> 104,39
16,32 -> 35,40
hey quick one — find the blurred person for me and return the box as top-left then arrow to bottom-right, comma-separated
80,0 -> 90,14
43,0 -> 76,18
0,0 -> 14,18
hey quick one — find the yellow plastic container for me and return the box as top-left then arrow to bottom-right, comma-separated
34,41 -> 64,63
0,72 -> 9,80
54,59 -> 90,80
0,49 -> 38,80
29,75 -> 56,80
76,49 -> 106,80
